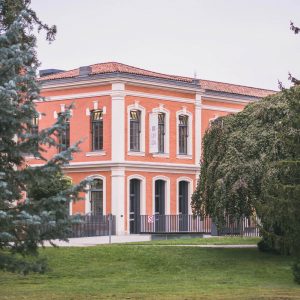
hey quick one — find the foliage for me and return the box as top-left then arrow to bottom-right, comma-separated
0,0 -> 85,274
192,85 -> 300,281
293,259 -> 300,284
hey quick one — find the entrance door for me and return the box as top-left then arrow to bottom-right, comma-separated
179,181 -> 189,231
129,179 -> 141,234
155,180 -> 165,232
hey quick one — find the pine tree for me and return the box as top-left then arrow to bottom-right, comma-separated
0,0 -> 85,274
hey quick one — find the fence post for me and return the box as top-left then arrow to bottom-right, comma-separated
240,217 -> 244,237
108,214 -> 112,244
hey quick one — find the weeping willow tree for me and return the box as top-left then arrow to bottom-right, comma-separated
192,86 -> 300,282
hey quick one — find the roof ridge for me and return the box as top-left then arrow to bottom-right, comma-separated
90,61 -> 192,80
200,78 -> 277,92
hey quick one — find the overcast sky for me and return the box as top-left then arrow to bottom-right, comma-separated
31,0 -> 300,90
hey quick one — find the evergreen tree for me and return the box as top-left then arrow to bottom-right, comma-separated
0,0 -> 85,274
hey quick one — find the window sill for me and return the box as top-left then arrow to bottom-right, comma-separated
86,151 -> 106,157
176,154 -> 193,159
128,151 -> 145,157
152,153 -> 170,158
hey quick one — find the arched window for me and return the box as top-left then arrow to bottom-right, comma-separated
178,115 -> 188,155
178,181 -> 189,215
155,180 -> 166,215
91,110 -> 103,151
130,110 -> 141,151
90,178 -> 103,215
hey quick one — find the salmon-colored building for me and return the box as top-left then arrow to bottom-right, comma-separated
28,62 -> 274,235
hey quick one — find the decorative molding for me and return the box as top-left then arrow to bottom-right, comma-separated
93,100 -> 98,110
29,160 -> 200,171
152,153 -> 169,158
85,151 -> 106,157
127,151 -> 145,157
176,154 -> 193,160
41,88 -> 253,108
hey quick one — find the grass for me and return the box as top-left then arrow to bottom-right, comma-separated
0,244 -> 299,299
131,236 -> 261,245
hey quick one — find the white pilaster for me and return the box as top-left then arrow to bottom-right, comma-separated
111,167 -> 126,235
111,83 -> 125,162
195,93 -> 202,165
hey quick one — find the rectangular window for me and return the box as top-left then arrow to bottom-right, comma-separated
158,113 -> 165,153
32,115 -> 39,148
179,115 -> 188,155
91,110 -> 103,151
130,110 -> 141,151
58,116 -> 70,152
28,115 -> 39,153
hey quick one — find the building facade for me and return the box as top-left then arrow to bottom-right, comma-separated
27,62 -> 274,235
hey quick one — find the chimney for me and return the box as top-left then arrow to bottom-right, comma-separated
39,69 -> 65,77
79,66 -> 91,76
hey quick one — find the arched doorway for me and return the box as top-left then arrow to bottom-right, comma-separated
129,179 -> 141,234
178,181 -> 189,231
155,180 -> 166,231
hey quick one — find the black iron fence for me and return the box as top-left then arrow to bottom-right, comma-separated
69,214 -> 116,238
140,214 -> 212,234
217,215 -> 260,237
139,214 -> 260,236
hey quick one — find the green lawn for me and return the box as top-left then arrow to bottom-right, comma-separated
0,245 -> 299,300
132,236 -> 260,245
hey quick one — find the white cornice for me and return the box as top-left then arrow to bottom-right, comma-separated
125,91 -> 195,103
40,91 -> 256,108
29,160 -> 199,172
41,90 -> 196,104
40,76 -> 201,94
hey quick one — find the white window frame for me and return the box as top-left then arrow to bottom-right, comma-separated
151,105 -> 170,157
127,102 -> 145,156
176,108 -> 193,158
84,174 -> 106,215
176,177 -> 193,215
